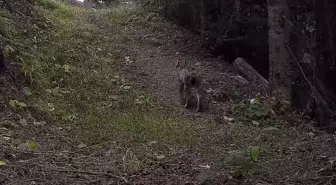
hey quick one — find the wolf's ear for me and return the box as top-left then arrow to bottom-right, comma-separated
182,60 -> 187,67
175,60 -> 180,68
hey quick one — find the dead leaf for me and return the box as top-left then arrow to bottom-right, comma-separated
252,120 -> 260,127
125,56 -> 133,64
63,64 -> 71,73
77,143 -> 87,149
156,155 -> 165,160
224,116 -> 234,122
2,137 -> 10,141
199,164 -> 211,169
33,121 -> 46,127
0,160 -> 6,166
148,141 -> 157,145
9,100 -> 27,109
123,86 -> 132,90
109,95 -> 118,101
5,45 -> 14,53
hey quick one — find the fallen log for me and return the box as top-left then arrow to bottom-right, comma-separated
233,57 -> 268,87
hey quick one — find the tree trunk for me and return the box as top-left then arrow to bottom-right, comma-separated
267,0 -> 291,101
200,0 -> 208,41
315,0 -> 330,85
313,0 -> 336,128
234,0 -> 241,21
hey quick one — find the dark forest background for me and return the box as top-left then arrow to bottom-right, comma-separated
136,0 -> 336,131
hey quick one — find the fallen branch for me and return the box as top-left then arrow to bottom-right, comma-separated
286,45 -> 333,121
281,14 -> 294,26
286,45 -> 327,105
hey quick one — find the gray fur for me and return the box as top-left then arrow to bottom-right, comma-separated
176,60 -> 202,112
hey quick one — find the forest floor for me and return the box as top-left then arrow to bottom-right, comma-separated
1,1 -> 336,185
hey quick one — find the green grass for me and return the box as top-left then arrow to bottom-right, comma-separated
0,10 -> 18,41
3,0 -> 197,151
38,0 -> 62,10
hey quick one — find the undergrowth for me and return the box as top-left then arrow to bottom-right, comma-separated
232,93 -> 291,127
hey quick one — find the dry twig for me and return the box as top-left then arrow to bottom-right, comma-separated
286,45 -> 330,110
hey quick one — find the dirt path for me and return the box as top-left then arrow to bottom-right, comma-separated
88,1 -> 264,121
123,23 -> 265,122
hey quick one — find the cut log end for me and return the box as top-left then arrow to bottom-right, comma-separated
233,57 -> 268,87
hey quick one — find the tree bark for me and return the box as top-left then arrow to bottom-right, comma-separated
234,0 -> 241,21
267,0 -> 291,101
200,0 -> 208,42
315,0 -> 330,84
313,0 -> 336,128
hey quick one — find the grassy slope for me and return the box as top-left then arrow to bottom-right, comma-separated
1,1 -> 336,184
24,1 -> 196,146
1,0 -> 199,180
